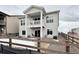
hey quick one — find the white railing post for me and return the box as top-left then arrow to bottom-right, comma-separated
40,11 -> 43,39
25,15 -> 27,37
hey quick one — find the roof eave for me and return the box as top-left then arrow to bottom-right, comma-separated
46,10 -> 60,15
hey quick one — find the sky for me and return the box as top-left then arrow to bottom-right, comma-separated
0,5 -> 79,33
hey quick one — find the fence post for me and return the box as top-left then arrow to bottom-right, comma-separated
71,37 -> 74,44
37,39 -> 40,53
9,38 -> 12,48
66,35 -> 70,53
1,44 -> 3,53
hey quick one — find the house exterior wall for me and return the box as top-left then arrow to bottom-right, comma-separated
6,16 -> 19,34
4,16 -> 7,34
19,6 -> 59,39
19,18 -> 25,36
44,12 -> 59,38
19,13 -> 59,38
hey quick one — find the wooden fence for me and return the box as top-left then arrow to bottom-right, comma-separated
1,34 -> 78,54
0,37 -> 66,54
61,32 -> 79,53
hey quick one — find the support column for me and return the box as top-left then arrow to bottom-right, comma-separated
40,11 -> 43,39
25,15 -> 28,37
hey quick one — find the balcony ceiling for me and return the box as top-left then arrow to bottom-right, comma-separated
28,12 -> 40,17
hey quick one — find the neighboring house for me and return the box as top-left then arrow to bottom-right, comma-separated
72,28 -> 79,33
71,27 -> 79,36
19,5 -> 60,39
0,11 -> 23,36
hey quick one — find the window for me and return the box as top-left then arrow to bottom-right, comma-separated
46,19 -> 53,23
51,19 -> 53,22
46,16 -> 53,23
22,30 -> 26,35
46,16 -> 49,19
47,29 -> 53,35
53,36 -> 57,39
21,20 -> 25,26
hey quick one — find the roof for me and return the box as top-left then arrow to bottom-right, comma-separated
46,10 -> 60,15
23,5 -> 46,14
0,11 -> 9,16
9,15 -> 25,17
8,15 -> 25,19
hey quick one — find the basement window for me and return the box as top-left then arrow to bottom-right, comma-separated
22,30 -> 26,35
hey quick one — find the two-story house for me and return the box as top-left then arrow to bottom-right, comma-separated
19,5 -> 60,39
0,11 -> 23,36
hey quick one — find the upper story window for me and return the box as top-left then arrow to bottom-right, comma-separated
21,20 -> 25,26
46,16 -> 53,23
47,29 -> 53,35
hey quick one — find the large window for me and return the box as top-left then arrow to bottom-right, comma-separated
22,30 -> 26,35
21,20 -> 25,26
47,29 -> 53,35
46,16 -> 53,23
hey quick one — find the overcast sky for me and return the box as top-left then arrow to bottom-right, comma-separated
0,5 -> 79,33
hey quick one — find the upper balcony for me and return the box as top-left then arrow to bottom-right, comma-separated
0,20 -> 5,25
28,20 -> 41,28
27,12 -> 45,28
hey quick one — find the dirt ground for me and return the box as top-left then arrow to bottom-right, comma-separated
44,35 -> 79,54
